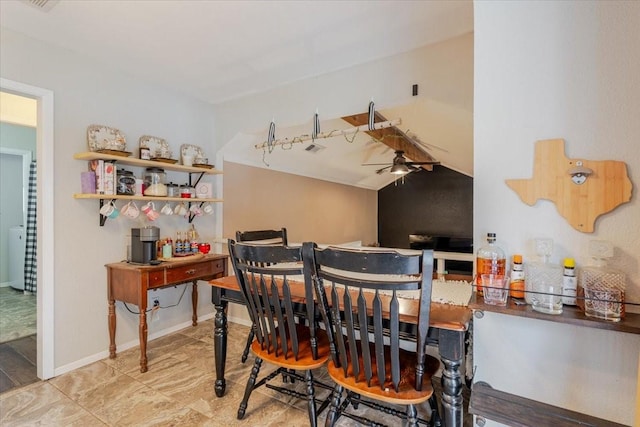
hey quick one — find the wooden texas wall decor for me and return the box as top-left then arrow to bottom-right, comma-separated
505,138 -> 633,233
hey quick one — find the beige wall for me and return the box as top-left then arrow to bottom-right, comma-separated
223,161 -> 377,246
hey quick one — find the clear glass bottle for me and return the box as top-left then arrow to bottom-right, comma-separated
524,238 -> 563,314
476,233 -> 506,295
581,241 -> 625,321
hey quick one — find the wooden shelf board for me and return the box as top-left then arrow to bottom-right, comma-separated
73,194 -> 222,203
74,151 -> 222,174
469,294 -> 640,335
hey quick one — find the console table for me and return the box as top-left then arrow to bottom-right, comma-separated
106,254 -> 228,372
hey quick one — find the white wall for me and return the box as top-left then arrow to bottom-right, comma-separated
474,1 -> 640,425
0,28 -> 220,371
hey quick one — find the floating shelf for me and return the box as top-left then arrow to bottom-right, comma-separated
73,152 -> 222,175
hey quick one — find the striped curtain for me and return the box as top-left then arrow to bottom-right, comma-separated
24,160 -> 37,293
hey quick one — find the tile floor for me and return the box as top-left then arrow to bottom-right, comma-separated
0,335 -> 38,394
0,319 -> 469,426
0,287 -> 36,343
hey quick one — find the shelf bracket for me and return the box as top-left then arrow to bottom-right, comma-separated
188,172 -> 205,188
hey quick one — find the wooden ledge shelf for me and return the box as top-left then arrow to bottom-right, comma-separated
469,294 -> 640,335
469,382 -> 626,427
74,151 -> 223,174
73,193 -> 223,203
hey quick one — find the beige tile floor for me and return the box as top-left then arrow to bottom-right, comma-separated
0,320 -> 450,426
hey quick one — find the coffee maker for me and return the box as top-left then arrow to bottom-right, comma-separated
131,226 -> 160,264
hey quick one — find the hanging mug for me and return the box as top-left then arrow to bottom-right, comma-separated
141,202 -> 160,221
174,202 -> 188,216
160,202 -> 173,215
100,201 -> 119,219
121,201 -> 140,219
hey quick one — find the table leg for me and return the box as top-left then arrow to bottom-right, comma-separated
192,281 -> 198,326
139,307 -> 148,373
438,329 -> 464,427
213,298 -> 228,397
108,298 -> 116,358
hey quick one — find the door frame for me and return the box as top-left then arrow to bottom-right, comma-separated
1,78 -> 55,379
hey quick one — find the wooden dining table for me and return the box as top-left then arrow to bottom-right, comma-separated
208,274 -> 472,427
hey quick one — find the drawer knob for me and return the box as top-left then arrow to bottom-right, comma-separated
186,269 -> 196,275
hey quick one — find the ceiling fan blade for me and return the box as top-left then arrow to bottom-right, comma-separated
362,163 -> 393,166
376,166 -> 392,174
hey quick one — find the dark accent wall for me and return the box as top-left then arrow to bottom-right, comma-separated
378,165 -> 473,249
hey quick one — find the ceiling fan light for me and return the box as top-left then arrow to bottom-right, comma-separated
390,163 -> 410,175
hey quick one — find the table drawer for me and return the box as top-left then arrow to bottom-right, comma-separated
165,259 -> 224,284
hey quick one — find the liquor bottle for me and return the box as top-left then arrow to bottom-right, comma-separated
510,254 -> 525,298
476,233 -> 506,295
175,231 -> 183,254
561,258 -> 577,305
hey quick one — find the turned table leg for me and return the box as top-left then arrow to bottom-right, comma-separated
139,306 -> 148,373
213,299 -> 228,397
192,281 -> 198,326
108,298 -> 116,358
439,329 -> 465,427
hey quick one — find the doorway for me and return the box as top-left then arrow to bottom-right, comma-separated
0,78 -> 55,381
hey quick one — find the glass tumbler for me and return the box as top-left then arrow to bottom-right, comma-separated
525,261 -> 563,315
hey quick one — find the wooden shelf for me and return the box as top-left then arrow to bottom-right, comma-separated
469,294 -> 640,335
74,151 -> 223,226
73,194 -> 222,203
74,151 -> 222,175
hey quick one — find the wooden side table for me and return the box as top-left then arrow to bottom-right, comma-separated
106,254 -> 228,372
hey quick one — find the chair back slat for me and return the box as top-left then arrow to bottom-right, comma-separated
303,242 -> 434,393
356,289 -> 372,385
229,240 -> 310,360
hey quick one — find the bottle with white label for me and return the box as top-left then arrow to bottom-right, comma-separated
562,258 -> 577,305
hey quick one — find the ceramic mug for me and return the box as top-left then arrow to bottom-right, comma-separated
121,201 -> 140,219
202,202 -> 214,215
174,202 -> 188,216
160,203 -> 173,215
141,202 -> 160,221
182,154 -> 194,167
99,201 -> 119,219
189,204 -> 203,217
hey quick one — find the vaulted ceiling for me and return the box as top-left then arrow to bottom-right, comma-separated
1,0 -> 474,189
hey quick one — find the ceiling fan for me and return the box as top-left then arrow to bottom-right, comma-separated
363,150 -> 440,175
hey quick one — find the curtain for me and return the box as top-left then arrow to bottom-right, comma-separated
24,160 -> 37,293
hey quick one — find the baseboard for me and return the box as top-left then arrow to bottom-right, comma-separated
53,312 -> 216,377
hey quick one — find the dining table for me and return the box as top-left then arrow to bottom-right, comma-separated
209,274 -> 472,427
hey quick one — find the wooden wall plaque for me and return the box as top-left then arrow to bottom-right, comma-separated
505,139 -> 632,233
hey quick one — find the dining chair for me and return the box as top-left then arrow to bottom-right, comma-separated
235,227 -> 288,245
228,240 -> 331,426
302,242 -> 441,427
235,227 -> 288,362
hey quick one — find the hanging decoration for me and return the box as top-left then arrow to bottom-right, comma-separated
312,110 -> 320,142
266,119 -> 276,153
368,100 -> 376,131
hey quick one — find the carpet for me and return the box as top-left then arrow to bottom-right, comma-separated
0,287 -> 36,343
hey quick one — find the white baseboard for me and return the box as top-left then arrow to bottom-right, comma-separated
53,312 -> 216,377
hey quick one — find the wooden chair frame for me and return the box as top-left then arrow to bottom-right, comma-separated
229,240 -> 332,426
235,227 -> 288,363
302,242 -> 441,427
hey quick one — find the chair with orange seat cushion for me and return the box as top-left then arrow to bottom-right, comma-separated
302,242 -> 441,427
228,240 -> 331,426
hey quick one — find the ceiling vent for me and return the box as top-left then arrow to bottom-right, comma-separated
305,143 -> 326,154
21,0 -> 60,12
